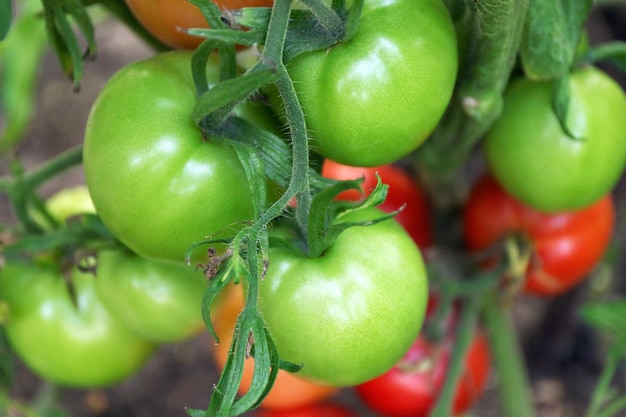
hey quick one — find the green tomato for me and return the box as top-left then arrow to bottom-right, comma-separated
0,262 -> 156,387
94,249 -> 206,343
485,66 -> 626,212
44,185 -> 96,221
83,50 -> 276,263
285,0 -> 457,167
259,209 -> 428,386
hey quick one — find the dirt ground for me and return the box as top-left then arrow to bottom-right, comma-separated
4,3 -> 626,417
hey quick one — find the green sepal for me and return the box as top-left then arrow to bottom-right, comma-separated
551,74 -> 581,140
186,27 -> 265,48
580,300 -> 626,355
520,0 -> 593,80
306,175 -> 391,257
0,0 -> 11,40
187,0 -> 224,28
232,4 -> 349,62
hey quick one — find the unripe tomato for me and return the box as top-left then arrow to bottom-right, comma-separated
0,262 -> 156,387
484,66 -> 626,211
259,208 -> 428,386
282,0 -> 458,166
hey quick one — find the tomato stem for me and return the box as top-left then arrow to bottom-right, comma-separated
428,294 -> 482,417
4,145 -> 83,234
584,345 -> 624,417
483,293 -> 537,417
413,0 -> 529,209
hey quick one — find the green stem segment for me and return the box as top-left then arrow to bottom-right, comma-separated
429,294 -> 482,417
415,0 -> 529,208
584,345 -> 623,417
483,294 -> 537,417
4,145 -> 83,234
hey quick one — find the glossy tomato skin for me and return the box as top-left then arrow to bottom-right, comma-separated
0,262 -> 156,387
285,0 -> 457,167
355,330 -> 490,417
95,249 -> 206,343
84,51 -> 273,264
321,159 -> 432,248
463,175 -> 615,296
210,284 -> 339,410
485,66 -> 626,212
259,208 -> 429,386
252,403 -> 357,417
125,0 -> 274,49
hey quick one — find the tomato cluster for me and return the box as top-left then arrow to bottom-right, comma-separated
0,187 -> 208,387
2,0 -> 625,416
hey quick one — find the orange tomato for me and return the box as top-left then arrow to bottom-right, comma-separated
210,284 -> 339,410
125,0 -> 274,49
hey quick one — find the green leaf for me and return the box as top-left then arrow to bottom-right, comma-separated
520,0 -> 593,80
0,327 -> 14,389
0,0 -> 11,40
41,0 -> 96,89
192,68 -> 277,127
551,74 -> 581,140
0,5 -> 48,153
580,300 -> 626,353
588,41 -> 626,74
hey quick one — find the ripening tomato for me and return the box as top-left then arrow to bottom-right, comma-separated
210,284 -> 340,410
321,159 -> 432,248
125,0 -> 274,49
462,174 -> 615,296
356,332 -> 490,417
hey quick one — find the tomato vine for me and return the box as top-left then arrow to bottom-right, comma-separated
2,1 -> 626,417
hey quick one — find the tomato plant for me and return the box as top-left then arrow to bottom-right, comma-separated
462,174 -> 615,296
282,0 -> 458,167
94,248 -> 207,343
484,66 -> 626,212
0,261 -> 156,387
258,208 -> 428,387
210,283 -> 339,410
356,331 -> 490,417
124,0 -> 274,49
83,50 -> 277,264
321,159 -> 432,248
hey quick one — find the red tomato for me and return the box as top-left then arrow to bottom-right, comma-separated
125,0 -> 274,49
252,403 -> 356,417
355,304 -> 490,417
321,159 -> 432,248
462,174 -> 615,296
210,284 -> 339,410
